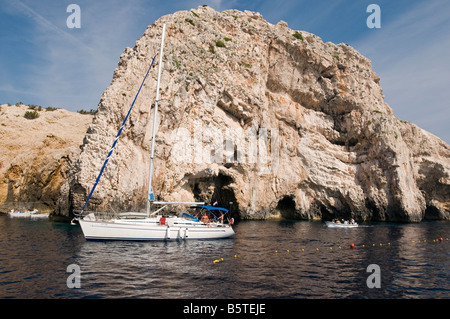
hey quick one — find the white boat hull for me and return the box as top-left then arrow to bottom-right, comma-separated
8,209 -> 48,219
79,216 -> 235,241
9,212 -> 33,218
325,221 -> 358,228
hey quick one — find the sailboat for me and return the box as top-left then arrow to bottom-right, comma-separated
77,24 -> 235,240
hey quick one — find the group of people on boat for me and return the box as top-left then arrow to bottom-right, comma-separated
331,218 -> 357,225
197,211 -> 225,226
192,206 -> 234,227
11,209 -> 26,214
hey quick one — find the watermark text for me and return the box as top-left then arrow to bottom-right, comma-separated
66,4 -> 81,29
171,122 -> 279,175
366,4 -> 381,29
66,264 -> 81,288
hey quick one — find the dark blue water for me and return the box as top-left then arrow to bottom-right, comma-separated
0,215 -> 448,299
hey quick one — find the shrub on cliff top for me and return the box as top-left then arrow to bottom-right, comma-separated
293,31 -> 304,41
24,110 -> 40,120
78,109 -> 97,115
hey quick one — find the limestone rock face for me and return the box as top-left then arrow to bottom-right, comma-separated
0,104 -> 92,214
55,6 -> 450,221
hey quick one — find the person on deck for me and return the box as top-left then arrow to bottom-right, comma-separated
201,212 -> 210,226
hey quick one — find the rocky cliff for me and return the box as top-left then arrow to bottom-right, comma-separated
54,6 -> 450,222
0,104 -> 92,215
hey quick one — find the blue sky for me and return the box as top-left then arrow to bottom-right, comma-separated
1,0 -> 449,143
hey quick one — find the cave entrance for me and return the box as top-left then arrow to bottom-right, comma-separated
276,195 -> 297,219
211,186 -> 239,220
190,172 -> 239,220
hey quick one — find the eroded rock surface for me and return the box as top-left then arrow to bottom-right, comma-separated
0,104 -> 92,214
54,6 -> 450,221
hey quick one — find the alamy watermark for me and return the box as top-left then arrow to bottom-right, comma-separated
366,264 -> 381,288
171,122 -> 279,175
67,264 -> 81,288
66,4 -> 81,29
366,4 -> 381,29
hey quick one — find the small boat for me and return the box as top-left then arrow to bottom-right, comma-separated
8,209 -> 48,219
8,209 -> 36,218
325,221 -> 358,228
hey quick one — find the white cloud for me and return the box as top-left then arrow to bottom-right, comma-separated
354,0 -> 450,143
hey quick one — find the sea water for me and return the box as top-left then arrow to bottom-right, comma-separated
0,215 -> 448,299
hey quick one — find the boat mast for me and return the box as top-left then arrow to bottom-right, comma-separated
146,23 -> 166,217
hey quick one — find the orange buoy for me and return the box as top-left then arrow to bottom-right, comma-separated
350,243 -> 355,249
439,237 -> 443,242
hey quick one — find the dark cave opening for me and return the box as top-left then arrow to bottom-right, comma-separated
276,195 -> 297,219
190,172 -> 239,220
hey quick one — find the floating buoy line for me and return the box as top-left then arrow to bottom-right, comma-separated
212,236 -> 449,264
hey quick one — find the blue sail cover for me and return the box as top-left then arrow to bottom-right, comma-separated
81,53 -> 158,213
190,205 -> 229,212
181,212 -> 199,221
149,187 -> 155,201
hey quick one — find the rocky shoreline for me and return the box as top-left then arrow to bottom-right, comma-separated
2,7 -> 449,222
0,104 -> 92,217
